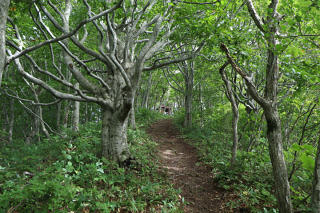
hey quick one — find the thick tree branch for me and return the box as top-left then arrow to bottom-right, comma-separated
177,0 -> 219,5
162,68 -> 184,93
7,1 -> 123,65
245,0 -> 265,33
8,50 -> 111,106
143,41 -> 205,71
220,43 -> 270,108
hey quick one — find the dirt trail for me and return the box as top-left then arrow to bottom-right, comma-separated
147,119 -> 235,213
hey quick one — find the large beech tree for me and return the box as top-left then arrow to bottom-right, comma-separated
5,0 -> 195,163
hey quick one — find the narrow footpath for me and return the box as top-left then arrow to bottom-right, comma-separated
147,119 -> 237,213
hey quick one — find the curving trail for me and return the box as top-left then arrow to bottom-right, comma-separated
147,119 -> 236,213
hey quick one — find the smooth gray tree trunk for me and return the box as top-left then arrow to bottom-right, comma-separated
219,62 -> 239,166
101,107 -> 131,163
34,90 -> 50,138
183,64 -> 194,128
72,83 -> 80,131
141,72 -> 153,108
231,108 -> 239,165
0,0 -> 10,87
130,98 -> 136,130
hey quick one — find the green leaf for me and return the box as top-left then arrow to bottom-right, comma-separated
300,153 -> 314,171
291,143 -> 301,152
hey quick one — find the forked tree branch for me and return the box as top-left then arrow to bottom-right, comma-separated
7,0 -> 123,64
220,43 -> 270,108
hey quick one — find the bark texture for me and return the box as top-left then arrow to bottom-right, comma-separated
72,83 -> 80,131
0,0 -> 10,87
101,107 -> 130,163
182,61 -> 194,128
265,108 -> 292,213
141,72 -> 153,108
130,99 -> 136,130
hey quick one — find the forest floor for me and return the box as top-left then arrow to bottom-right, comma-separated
147,119 -> 238,213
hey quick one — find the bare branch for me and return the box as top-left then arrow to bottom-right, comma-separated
3,89 -> 58,135
3,88 -> 61,106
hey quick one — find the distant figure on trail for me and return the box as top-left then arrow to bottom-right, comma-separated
158,105 -> 172,115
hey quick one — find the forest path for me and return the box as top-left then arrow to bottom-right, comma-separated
147,119 -> 234,213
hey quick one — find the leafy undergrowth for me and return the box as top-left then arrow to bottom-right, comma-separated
173,110 -> 312,213
135,108 -> 168,128
0,115 -> 182,212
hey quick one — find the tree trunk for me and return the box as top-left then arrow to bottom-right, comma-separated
63,100 -> 71,128
32,87 -> 50,138
231,105 -> 239,166
142,72 -> 153,108
56,101 -> 61,129
265,32 -> 293,212
184,91 -> 192,128
39,106 -> 50,138
0,0 -> 10,87
85,103 -> 89,123
101,107 -> 131,163
73,84 -> 80,131
183,64 -> 193,128
130,99 -> 136,130
220,41 -> 293,212
199,84 -> 204,127
264,107 -> 292,212
219,62 -> 239,166
34,106 -> 41,142
312,132 -> 320,212
8,98 -> 14,143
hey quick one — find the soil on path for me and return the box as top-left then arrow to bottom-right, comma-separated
147,119 -> 236,213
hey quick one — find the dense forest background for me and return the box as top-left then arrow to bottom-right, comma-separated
0,0 -> 319,212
